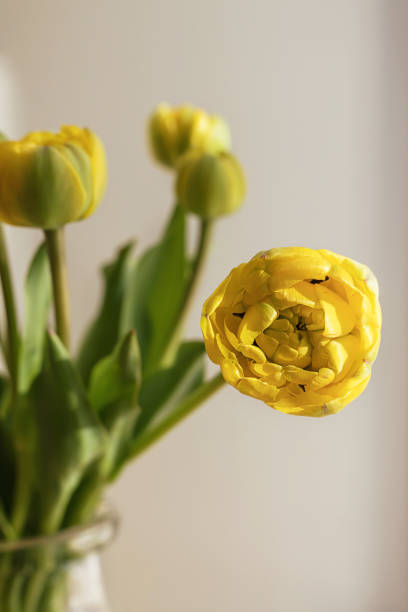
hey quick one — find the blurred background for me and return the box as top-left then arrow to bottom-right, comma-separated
1,1 -> 407,610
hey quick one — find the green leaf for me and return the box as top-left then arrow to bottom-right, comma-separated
88,330 -> 141,411
77,241 -> 135,384
88,330 -> 142,479
144,206 -> 188,372
120,246 -> 160,366
131,341 -> 206,453
18,243 -> 52,394
121,205 -> 190,375
28,332 -> 106,533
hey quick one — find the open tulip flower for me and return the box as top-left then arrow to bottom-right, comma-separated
201,247 -> 381,417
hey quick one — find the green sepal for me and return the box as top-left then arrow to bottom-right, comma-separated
129,341 -> 206,457
18,243 -> 52,394
77,241 -> 135,384
121,205 -> 190,375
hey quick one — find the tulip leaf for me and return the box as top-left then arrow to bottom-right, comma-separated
119,246 -> 159,366
9,393 -> 36,536
144,205 -> 188,372
65,331 -> 142,521
128,341 -> 206,458
18,243 -> 52,394
27,332 -> 106,534
121,205 -> 190,375
88,330 -> 141,412
89,331 -> 142,480
77,241 -> 135,384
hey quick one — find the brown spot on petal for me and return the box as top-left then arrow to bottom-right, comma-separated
309,276 -> 329,285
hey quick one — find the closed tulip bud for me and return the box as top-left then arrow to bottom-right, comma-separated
0,126 -> 107,228
149,103 -> 231,168
176,151 -> 246,219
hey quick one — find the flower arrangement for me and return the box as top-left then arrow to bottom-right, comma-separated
0,104 -> 381,610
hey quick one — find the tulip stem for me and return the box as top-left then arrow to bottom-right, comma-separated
186,217 -> 214,313
44,228 -> 71,350
161,217 -> 214,367
0,224 -> 19,396
130,372 -> 225,459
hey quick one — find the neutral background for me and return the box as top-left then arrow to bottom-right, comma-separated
1,1 -> 407,610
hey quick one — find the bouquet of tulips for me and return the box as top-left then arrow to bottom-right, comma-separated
0,104 -> 381,611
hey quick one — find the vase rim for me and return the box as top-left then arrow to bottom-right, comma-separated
0,499 -> 119,555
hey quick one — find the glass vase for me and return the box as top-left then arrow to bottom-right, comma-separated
0,502 -> 118,612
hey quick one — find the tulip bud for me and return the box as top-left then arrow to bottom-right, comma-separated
0,126 -> 107,228
149,103 -> 231,168
175,151 -> 246,219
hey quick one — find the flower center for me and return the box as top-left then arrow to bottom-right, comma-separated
223,274 -> 360,394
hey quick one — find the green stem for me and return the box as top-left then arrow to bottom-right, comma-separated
183,218 -> 214,322
131,372 -> 225,459
44,229 -> 71,351
0,500 -> 16,541
10,451 -> 30,536
23,557 -> 49,612
7,571 -> 25,612
0,225 -> 19,396
161,217 -> 214,366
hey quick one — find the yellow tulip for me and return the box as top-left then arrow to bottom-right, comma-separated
201,247 -> 381,417
176,151 -> 246,218
0,126 -> 107,228
149,103 -> 231,168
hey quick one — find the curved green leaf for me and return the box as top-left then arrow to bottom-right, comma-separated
121,205 -> 191,375
88,330 -> 141,412
89,330 -> 142,478
131,341 -> 206,451
77,241 -> 135,384
29,332 -> 106,533
18,243 -> 52,394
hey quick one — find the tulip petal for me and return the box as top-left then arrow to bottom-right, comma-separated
238,302 -> 277,345
315,285 -> 356,338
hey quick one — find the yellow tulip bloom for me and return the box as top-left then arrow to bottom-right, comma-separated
0,126 -> 107,228
201,247 -> 381,417
149,103 -> 231,168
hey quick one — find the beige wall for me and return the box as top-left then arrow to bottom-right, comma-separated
1,1 -> 407,610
